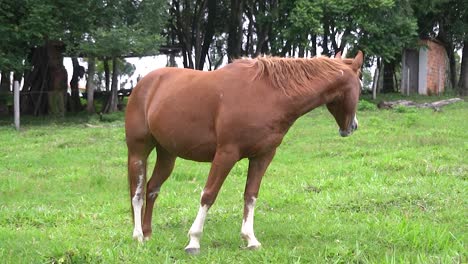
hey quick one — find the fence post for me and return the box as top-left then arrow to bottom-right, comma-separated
14,80 -> 20,131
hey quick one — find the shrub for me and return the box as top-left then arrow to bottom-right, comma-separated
358,100 -> 377,111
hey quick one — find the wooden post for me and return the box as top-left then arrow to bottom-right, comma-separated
14,80 -> 20,131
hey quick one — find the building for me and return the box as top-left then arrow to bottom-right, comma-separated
401,39 -> 448,95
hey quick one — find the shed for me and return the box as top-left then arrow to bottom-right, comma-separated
401,39 -> 448,95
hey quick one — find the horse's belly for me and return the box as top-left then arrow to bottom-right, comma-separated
176,141 -> 217,162
149,114 -> 217,162
159,134 -> 217,162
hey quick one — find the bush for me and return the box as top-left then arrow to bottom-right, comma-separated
358,100 -> 377,111
394,105 -> 417,113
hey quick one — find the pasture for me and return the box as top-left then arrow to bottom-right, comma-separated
0,96 -> 466,263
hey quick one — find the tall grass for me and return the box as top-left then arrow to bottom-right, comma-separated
0,97 -> 466,263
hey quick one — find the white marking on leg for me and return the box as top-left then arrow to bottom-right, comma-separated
340,70 -> 344,76
185,201 -> 209,252
241,197 -> 261,249
132,163 -> 145,242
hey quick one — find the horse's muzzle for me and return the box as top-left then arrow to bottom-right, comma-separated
339,115 -> 358,137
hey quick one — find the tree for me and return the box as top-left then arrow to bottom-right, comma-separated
167,0 -> 225,69
227,0 -> 245,61
85,56 -> 96,113
0,0 -> 166,115
460,41 -> 468,95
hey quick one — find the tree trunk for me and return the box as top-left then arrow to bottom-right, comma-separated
0,71 -> 11,93
322,21 -> 330,56
104,58 -> 110,92
194,0 -> 209,70
372,58 -> 381,99
69,57 -> 83,112
104,57 -> 119,113
446,46 -> 457,90
167,53 -> 177,67
86,56 -> 96,113
280,40 -> 291,57
458,40 -> 468,96
47,59 -> 67,117
310,35 -> 317,57
227,0 -> 244,62
245,6 -> 254,56
298,42 -> 305,58
21,46 -> 48,115
0,71 -> 11,116
20,41 -> 67,116
338,28 -> 351,55
197,0 -> 216,70
253,1 -> 271,58
382,60 -> 396,93
378,98 -> 463,110
438,20 -> 457,89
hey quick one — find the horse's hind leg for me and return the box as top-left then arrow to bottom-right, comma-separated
127,140 -> 154,242
142,146 -> 176,240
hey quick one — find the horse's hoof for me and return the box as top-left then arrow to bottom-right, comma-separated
185,247 -> 200,255
246,244 -> 261,250
132,233 -> 144,243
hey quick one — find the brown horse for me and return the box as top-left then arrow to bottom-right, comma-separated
125,51 -> 363,254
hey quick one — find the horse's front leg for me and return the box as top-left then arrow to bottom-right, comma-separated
185,147 -> 239,255
242,149 -> 276,249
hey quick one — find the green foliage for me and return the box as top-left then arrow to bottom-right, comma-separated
0,0 -> 166,73
394,105 -> 417,113
350,0 -> 418,60
0,100 -> 466,262
357,100 -> 377,111
287,0 -> 322,40
78,0 -> 167,58
273,0 -> 419,61
0,0 -> 46,71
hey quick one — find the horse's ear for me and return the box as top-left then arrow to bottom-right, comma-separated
335,51 -> 342,59
351,51 -> 364,71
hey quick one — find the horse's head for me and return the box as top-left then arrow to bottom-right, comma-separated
326,51 -> 363,137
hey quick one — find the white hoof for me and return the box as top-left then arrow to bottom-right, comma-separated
246,242 -> 261,250
133,231 -> 144,242
185,247 -> 200,255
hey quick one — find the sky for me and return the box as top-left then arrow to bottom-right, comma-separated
63,55 -> 184,89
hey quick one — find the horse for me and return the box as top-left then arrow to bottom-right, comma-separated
125,51 -> 363,254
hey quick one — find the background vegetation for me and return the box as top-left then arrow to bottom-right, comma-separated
0,0 -> 467,116
0,97 -> 466,263
0,1 -> 467,262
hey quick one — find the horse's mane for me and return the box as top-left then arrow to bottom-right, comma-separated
233,56 -> 350,96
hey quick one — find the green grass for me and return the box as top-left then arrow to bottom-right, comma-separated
0,96 -> 466,263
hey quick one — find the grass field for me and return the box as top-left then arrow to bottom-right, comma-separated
0,95 -> 466,263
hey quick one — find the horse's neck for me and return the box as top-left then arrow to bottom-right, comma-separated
284,81 -> 336,119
